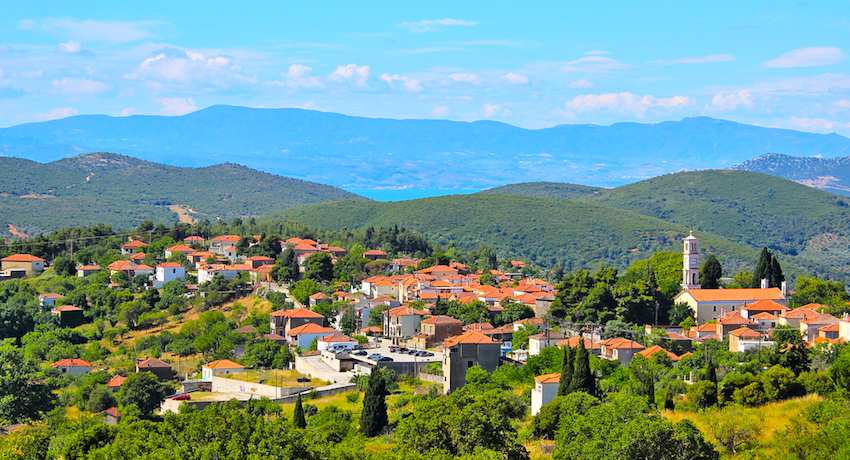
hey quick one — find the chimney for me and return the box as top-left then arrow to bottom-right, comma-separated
781,281 -> 788,297
316,238 -> 322,250
843,312 -> 849,322
760,278 -> 769,289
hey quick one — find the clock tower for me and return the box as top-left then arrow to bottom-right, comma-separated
682,230 -> 701,290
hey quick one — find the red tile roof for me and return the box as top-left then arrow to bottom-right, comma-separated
444,330 -> 501,346
534,372 -> 561,384
157,262 -> 184,268
106,375 -> 126,387
679,288 -> 784,302
270,308 -> 324,318
729,327 -> 762,339
211,235 -> 240,243
741,299 -> 787,312
50,358 -> 91,368
600,338 -> 645,350
556,337 -> 602,349
166,244 -> 194,253
287,323 -> 337,336
121,241 -> 148,249
52,305 -> 82,312
2,254 -> 45,262
203,359 -> 243,369
420,315 -> 463,325
137,358 -> 172,369
638,345 -> 680,361
318,333 -> 354,343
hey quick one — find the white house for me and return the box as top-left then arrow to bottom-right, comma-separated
287,323 -> 338,348
531,372 -> 561,416
528,332 -> 566,356
201,359 -> 244,380
50,358 -> 92,376
38,293 -> 63,310
155,262 -> 186,288
317,333 -> 359,351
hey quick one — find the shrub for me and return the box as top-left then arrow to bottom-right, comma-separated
345,392 -> 360,403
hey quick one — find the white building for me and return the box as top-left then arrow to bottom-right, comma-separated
201,359 -> 244,380
531,372 -> 561,416
528,332 -> 565,356
317,333 -> 359,351
155,262 -> 186,288
50,358 -> 92,377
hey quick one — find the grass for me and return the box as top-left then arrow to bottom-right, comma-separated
224,369 -> 330,388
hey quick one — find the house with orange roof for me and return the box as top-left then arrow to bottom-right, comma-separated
716,311 -> 758,338
443,331 -> 502,394
391,258 -> 419,272
728,327 -> 772,353
129,252 -> 147,263
800,313 -> 839,343
201,359 -> 244,380
317,333 -> 358,352
197,263 -> 250,284
780,307 -> 820,329
751,312 -> 780,331
106,375 -> 126,392
819,323 -> 840,341
383,305 -> 430,344
528,331 -> 566,356
50,358 -> 92,376
38,292 -> 63,309
531,372 -> 560,416
187,251 -> 216,267
183,235 -> 205,245
250,264 -> 275,284
209,235 -> 240,259
164,244 -> 195,259
556,337 -> 602,355
363,249 -> 388,261
76,264 -> 101,277
740,299 -> 787,320
136,358 -> 174,381
270,307 -> 325,336
675,287 -> 786,324
410,315 -> 464,348
637,345 -> 681,362
120,240 -> 148,255
243,255 -> 275,269
1,254 -> 45,277
287,323 -> 338,348
599,338 -> 645,366
155,262 -> 186,288
416,265 -> 459,280
52,305 -> 84,328
308,292 -> 332,307
107,260 -> 154,277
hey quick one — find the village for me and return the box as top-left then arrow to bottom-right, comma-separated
2,226 -> 843,426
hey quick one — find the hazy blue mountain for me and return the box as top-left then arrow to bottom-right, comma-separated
2,105 -> 849,189
731,153 -> 850,196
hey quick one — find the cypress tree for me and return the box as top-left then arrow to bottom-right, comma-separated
664,383 -> 675,411
770,256 -> 785,288
557,345 -> 573,396
700,255 -> 722,289
705,357 -> 717,385
293,393 -> 307,429
360,367 -> 388,437
751,247 -> 772,288
570,339 -> 594,395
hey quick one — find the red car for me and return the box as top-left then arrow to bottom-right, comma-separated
172,394 -> 191,400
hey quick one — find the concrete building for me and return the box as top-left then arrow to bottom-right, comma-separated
599,338 -> 645,366
1,254 -> 45,277
136,358 -> 175,381
38,293 -> 63,310
270,308 -> 325,336
155,262 -> 186,288
528,331 -> 566,356
728,327 -> 773,353
442,331 -> 501,394
383,306 -> 429,344
287,323 -> 338,348
76,265 -> 101,277
120,241 -> 148,255
52,305 -> 84,328
531,372 -> 561,416
317,333 -> 358,351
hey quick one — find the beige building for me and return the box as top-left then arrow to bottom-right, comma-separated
1,254 -> 45,277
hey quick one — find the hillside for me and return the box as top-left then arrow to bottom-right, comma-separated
482,170 -> 850,279
0,152 -> 363,236
3,106 -> 850,189
263,194 -> 770,274
732,153 -> 850,196
478,182 -> 601,200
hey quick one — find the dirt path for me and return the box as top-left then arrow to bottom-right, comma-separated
168,204 -> 200,224
7,224 -> 31,238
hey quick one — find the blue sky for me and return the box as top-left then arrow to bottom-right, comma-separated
2,1 -> 850,135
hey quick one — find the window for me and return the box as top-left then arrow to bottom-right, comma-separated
731,306 -> 735,311
713,306 -> 717,312
467,360 -> 474,368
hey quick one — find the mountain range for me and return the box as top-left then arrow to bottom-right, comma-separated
0,152 -> 362,237
3,105 -> 850,190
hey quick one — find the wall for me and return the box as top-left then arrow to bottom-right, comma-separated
210,375 -> 306,398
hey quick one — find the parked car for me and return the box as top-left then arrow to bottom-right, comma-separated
389,346 -> 399,352
407,349 -> 417,355
398,347 -> 408,353
172,394 -> 191,401
296,377 -> 311,383
367,353 -> 382,360
353,350 -> 367,356
377,356 -> 394,362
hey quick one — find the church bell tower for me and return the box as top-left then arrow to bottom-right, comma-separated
682,229 -> 701,290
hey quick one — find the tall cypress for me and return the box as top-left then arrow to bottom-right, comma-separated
770,256 -> 785,288
293,393 -> 307,429
664,383 -> 675,411
705,357 -> 717,385
700,255 -> 722,289
557,345 -> 573,396
360,367 -> 388,437
751,247 -> 772,288
570,339 -> 594,395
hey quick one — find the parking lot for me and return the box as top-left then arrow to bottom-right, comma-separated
351,345 -> 443,365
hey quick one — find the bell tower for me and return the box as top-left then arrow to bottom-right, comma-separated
682,229 -> 701,290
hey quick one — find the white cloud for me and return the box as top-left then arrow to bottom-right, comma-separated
563,56 -> 631,72
57,40 -> 85,54
448,73 -> 481,84
653,54 -> 736,65
51,77 -> 112,96
764,47 -> 845,68
0,70 -> 24,98
777,116 -> 850,131
500,72 -> 529,85
567,79 -> 594,89
269,64 -> 323,89
430,106 -> 450,117
34,107 -> 78,121
711,90 -> 754,111
380,73 -> 423,92
117,108 -> 138,117
564,92 -> 694,116
125,49 -> 257,90
328,64 -> 372,87
482,103 -> 504,118
16,70 -> 44,79
834,100 -> 850,111
20,18 -> 165,44
396,18 -> 477,33
155,97 -> 197,116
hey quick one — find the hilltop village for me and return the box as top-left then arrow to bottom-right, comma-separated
2,221 -> 850,459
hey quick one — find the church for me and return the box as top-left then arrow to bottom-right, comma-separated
673,230 -> 787,324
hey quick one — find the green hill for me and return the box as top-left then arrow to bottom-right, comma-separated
0,152 -> 364,236
482,170 -> 850,279
478,181 -> 602,200
263,194 -> 768,274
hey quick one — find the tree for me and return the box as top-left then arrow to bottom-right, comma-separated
558,345 -> 573,397
289,279 -> 321,305
0,345 -> 56,424
700,255 -> 722,289
360,367 -> 388,437
770,255 -> 785,289
273,245 -> 300,283
570,338 -> 594,395
256,234 -> 282,259
794,277 -> 850,308
628,355 -> 656,408
705,406 -> 762,455
117,372 -> 170,416
304,252 -> 334,282
497,300 -> 535,326
688,381 -> 718,410
54,256 -> 76,277
751,247 -> 772,288
293,393 -> 307,429
86,385 -> 117,413
512,323 -> 539,350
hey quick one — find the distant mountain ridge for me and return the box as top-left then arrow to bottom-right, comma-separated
0,152 -> 363,236
2,105 -> 850,189
732,153 -> 850,195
